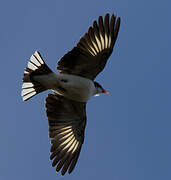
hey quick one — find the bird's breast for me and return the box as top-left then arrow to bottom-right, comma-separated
55,73 -> 95,102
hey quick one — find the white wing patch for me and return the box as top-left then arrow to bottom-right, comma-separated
105,33 -> 108,48
58,128 -> 72,135
95,34 -> 102,51
56,126 -> 80,154
62,136 -> 75,150
82,31 -> 112,56
71,141 -> 79,153
108,35 -> 111,48
91,40 -> 99,53
88,44 -> 96,56
78,14 -> 115,57
60,131 -> 73,140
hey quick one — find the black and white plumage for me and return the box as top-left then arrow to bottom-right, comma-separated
21,13 -> 120,175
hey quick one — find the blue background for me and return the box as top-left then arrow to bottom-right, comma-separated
0,0 -> 171,179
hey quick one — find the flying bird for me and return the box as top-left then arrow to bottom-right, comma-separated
21,13 -> 120,175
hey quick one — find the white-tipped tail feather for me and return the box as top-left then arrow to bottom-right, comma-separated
22,51 -> 52,101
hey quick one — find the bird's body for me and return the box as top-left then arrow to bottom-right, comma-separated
21,13 -> 121,175
34,72 -> 96,102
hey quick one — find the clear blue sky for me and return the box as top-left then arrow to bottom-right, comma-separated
0,0 -> 171,179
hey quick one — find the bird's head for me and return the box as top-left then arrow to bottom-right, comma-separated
94,81 -> 109,96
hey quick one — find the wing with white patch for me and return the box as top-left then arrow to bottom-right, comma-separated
45,93 -> 86,175
57,13 -> 120,80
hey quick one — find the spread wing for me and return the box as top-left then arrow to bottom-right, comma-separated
57,13 -> 121,80
45,93 -> 86,175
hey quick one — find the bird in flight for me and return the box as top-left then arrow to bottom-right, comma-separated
21,13 -> 120,175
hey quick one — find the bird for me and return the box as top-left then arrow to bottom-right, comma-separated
21,13 -> 120,175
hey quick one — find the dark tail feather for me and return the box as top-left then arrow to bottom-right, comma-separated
21,51 -> 52,101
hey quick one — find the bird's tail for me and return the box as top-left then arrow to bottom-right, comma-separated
21,51 -> 52,101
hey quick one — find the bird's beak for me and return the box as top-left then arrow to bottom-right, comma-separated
102,89 -> 110,95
